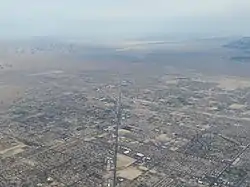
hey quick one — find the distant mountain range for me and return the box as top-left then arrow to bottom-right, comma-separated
224,37 -> 250,63
224,37 -> 250,51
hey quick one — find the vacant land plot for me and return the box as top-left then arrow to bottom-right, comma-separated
117,154 -> 136,169
214,76 -> 250,90
117,166 -> 143,180
0,143 -> 27,158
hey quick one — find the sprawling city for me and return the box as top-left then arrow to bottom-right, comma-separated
0,35 -> 250,187
1,1 -> 250,186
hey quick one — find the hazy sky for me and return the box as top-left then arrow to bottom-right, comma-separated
1,0 -> 250,39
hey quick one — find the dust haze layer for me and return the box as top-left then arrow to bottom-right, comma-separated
1,0 -> 250,39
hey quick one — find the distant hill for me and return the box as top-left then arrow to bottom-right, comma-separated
224,37 -> 250,50
231,56 -> 250,63
224,37 -> 250,63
